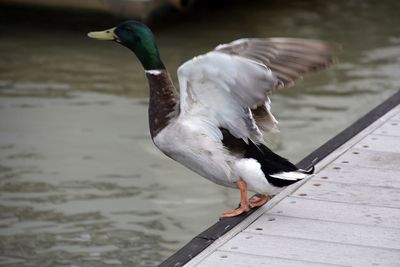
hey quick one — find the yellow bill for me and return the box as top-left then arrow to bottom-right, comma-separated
87,27 -> 116,40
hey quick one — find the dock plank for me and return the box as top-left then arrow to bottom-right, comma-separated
372,120 -> 400,136
268,197 -> 400,228
334,148 -> 400,170
355,134 -> 400,153
245,214 -> 400,249
294,180 -> 400,208
216,234 -> 400,267
198,251 -> 345,267
313,163 -> 400,188
390,107 -> 400,120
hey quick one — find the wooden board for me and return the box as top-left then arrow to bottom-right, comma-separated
294,180 -> 400,208
392,111 -> 400,121
372,120 -> 400,136
214,233 -> 400,266
335,148 -> 400,170
355,134 -> 400,153
245,214 -> 400,250
269,197 -> 400,228
313,163 -> 400,188
198,251 -> 344,267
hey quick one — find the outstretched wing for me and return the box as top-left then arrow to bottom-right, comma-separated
177,38 -> 338,144
215,38 -> 339,87
177,51 -> 278,144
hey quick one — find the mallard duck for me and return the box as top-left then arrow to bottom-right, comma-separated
88,21 -> 337,217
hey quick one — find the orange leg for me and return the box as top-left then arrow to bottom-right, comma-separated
221,179 -> 250,218
249,194 -> 271,208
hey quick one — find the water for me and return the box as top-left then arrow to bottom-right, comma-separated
0,0 -> 399,266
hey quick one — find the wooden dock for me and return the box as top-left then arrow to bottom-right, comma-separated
161,90 -> 400,267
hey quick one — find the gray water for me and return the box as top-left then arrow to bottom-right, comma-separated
0,0 -> 399,266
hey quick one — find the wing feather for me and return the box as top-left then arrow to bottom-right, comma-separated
177,38 -> 338,143
177,52 -> 278,143
215,37 -> 339,87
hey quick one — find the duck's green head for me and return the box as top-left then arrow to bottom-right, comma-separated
88,20 -> 165,70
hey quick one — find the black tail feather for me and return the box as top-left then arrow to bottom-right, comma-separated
245,141 -> 305,187
245,141 -> 298,175
220,129 -> 312,188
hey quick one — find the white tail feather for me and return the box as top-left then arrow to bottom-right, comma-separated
269,171 -> 310,181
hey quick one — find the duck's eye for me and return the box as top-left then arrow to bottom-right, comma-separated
123,26 -> 134,32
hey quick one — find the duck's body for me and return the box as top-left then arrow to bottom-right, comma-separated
153,116 -> 298,195
89,21 -> 337,217
148,67 -> 302,195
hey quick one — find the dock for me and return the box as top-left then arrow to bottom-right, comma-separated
160,90 -> 400,267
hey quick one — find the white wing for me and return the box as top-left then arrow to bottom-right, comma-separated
177,38 -> 338,144
177,51 -> 278,143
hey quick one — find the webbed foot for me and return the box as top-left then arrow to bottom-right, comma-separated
221,205 -> 250,218
249,194 -> 271,208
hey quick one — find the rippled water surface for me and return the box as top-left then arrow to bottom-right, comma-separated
1,0 -> 400,266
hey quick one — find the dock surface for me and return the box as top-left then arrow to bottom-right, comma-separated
161,91 -> 400,267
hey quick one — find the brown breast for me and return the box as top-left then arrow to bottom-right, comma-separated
146,70 -> 179,138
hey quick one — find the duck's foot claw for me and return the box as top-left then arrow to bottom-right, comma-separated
249,194 -> 271,208
220,205 -> 250,218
